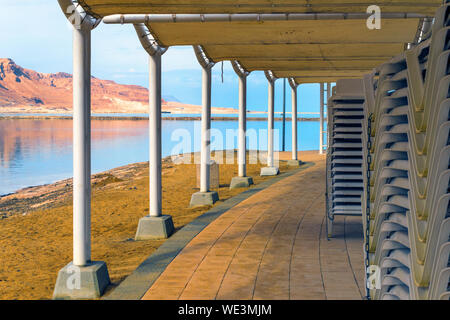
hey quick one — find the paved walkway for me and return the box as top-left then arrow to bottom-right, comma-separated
142,154 -> 365,300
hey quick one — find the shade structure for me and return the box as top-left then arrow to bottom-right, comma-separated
94,0 -> 441,83
157,18 -> 423,82
144,17 -> 422,82
56,0 -> 450,301
78,1 -> 441,16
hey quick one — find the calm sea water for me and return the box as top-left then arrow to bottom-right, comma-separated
0,117 -> 326,195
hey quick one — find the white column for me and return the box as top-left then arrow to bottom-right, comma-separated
319,83 -> 324,155
54,4 -> 111,300
149,53 -> 162,217
200,65 -> 212,193
73,26 -> 91,267
326,83 -> 331,153
291,85 -> 298,160
267,79 -> 275,167
238,75 -> 247,177
327,82 -> 332,100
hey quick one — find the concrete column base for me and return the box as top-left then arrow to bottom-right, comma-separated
230,176 -> 254,189
190,191 -> 219,207
53,261 -> 110,300
287,159 -> 303,167
135,215 -> 175,240
260,166 -> 279,176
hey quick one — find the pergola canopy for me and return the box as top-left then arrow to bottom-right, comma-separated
79,1 -> 441,15
80,0 -> 442,83
144,19 -> 420,83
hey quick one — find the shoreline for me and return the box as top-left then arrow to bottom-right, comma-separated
0,115 -> 321,121
0,151 -> 308,216
0,159 -> 160,217
0,151 -> 321,299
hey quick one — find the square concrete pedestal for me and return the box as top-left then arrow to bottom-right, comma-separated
190,191 -> 219,207
260,166 -> 279,176
230,176 -> 253,189
135,215 -> 175,240
287,159 -> 303,167
53,261 -> 110,299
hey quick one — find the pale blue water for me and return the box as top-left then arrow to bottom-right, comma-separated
0,117 -> 325,195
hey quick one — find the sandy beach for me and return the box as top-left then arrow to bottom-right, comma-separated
0,151 -> 317,299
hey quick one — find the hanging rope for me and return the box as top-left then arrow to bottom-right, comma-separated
221,61 -> 224,83
365,112 -> 373,300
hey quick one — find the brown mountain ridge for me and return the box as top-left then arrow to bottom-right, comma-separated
0,58 -> 236,114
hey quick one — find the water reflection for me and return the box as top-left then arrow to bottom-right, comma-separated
0,118 -> 323,195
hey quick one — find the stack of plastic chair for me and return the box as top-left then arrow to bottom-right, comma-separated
326,79 -> 365,238
362,3 -> 450,300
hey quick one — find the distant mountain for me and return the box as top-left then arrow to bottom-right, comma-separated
0,58 -> 236,114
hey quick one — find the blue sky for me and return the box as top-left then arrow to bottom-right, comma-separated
1,0 -> 323,113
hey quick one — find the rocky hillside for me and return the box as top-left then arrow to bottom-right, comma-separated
0,58 -> 236,114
